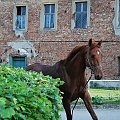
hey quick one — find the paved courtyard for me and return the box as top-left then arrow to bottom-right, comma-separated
61,108 -> 120,120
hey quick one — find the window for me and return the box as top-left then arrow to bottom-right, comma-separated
16,6 -> 26,30
71,0 -> 90,29
13,5 -> 28,32
9,55 -> 27,68
113,0 -> 120,35
44,4 -> 55,28
118,2 -> 120,27
40,2 -> 57,31
75,2 -> 87,28
116,0 -> 120,27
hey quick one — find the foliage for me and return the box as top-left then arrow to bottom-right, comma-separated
90,89 -> 120,105
0,64 -> 64,120
73,89 -> 120,105
92,95 -> 104,105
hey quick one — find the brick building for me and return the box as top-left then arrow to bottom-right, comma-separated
0,0 -> 120,80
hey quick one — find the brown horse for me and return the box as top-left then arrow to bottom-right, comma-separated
26,38 -> 103,120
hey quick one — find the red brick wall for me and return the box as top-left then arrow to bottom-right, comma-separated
0,0 -> 120,80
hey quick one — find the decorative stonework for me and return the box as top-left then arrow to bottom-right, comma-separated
7,39 -> 36,58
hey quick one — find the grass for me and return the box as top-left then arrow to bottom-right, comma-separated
89,89 -> 120,105
74,89 -> 120,105
89,89 -> 120,97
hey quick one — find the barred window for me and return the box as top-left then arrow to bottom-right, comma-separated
75,2 -> 87,28
16,6 -> 26,30
44,4 -> 55,29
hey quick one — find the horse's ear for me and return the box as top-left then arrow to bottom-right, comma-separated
98,40 -> 102,47
88,38 -> 92,47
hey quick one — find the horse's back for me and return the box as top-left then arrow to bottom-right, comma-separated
26,62 -> 60,78
26,63 -> 44,72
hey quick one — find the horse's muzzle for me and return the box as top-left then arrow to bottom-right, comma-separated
94,65 -> 103,80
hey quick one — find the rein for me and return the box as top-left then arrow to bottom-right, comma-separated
71,69 -> 93,119
71,51 -> 94,119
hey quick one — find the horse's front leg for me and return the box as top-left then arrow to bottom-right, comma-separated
81,90 -> 98,120
62,97 -> 72,120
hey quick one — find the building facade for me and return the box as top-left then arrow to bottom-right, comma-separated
0,0 -> 120,80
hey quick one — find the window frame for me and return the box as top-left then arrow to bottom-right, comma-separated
75,2 -> 88,28
71,0 -> 90,29
113,0 -> 120,35
114,0 -> 120,28
16,6 -> 26,30
13,4 -> 28,32
40,2 -> 58,31
44,4 -> 55,29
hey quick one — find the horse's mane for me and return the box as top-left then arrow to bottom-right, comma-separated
64,45 -> 87,65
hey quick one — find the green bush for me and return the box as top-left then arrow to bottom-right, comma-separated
0,64 -> 64,120
92,95 -> 104,105
90,89 -> 120,105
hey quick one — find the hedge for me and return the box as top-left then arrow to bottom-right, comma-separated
0,64 -> 64,120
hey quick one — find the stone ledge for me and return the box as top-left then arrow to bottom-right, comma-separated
88,80 -> 120,89
71,104 -> 120,110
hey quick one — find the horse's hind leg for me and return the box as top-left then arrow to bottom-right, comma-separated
81,90 -> 98,120
62,97 -> 72,120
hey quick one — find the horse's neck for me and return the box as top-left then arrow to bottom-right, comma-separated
64,46 -> 87,79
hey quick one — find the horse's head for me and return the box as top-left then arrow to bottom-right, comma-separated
86,38 -> 103,80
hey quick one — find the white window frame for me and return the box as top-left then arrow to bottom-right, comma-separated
13,4 -> 28,32
71,0 -> 90,29
40,2 -> 58,31
114,0 -> 120,28
113,0 -> 120,35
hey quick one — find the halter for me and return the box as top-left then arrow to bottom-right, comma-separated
86,52 -> 102,76
85,49 -> 96,74
71,51 -> 94,119
86,54 -> 95,74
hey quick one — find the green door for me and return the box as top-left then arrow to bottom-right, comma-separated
10,56 -> 27,68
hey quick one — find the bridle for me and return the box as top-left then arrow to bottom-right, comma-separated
85,50 -> 95,74
71,48 -> 103,119
71,51 -> 94,119
71,70 -> 93,119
